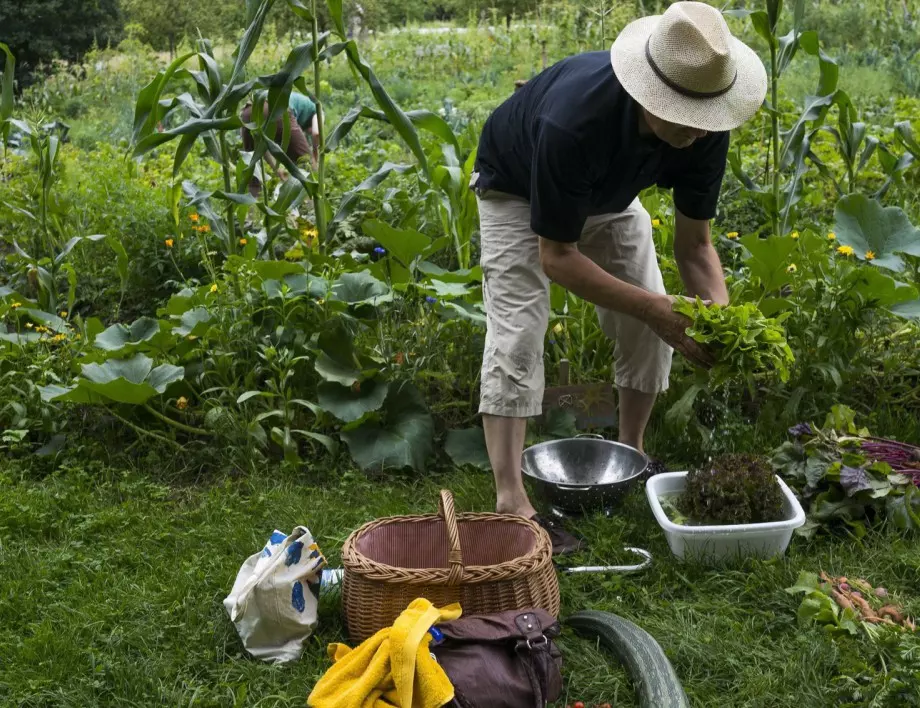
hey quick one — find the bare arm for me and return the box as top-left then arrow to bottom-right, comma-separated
539,239 -> 714,368
673,209 -> 729,305
310,114 -> 320,170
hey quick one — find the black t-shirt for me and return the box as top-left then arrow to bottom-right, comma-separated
475,51 -> 730,243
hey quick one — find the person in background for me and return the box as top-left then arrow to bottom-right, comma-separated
471,2 -> 768,554
240,90 -> 320,197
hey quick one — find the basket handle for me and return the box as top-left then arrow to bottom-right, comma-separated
438,490 -> 465,585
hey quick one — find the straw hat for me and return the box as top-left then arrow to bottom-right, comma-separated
611,1 -> 767,132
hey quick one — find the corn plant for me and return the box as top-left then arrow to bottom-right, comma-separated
131,0 -> 337,255
726,0 -> 840,236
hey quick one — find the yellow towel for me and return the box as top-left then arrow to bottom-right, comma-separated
308,598 -> 462,708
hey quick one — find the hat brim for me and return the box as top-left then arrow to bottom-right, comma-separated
610,15 -> 768,132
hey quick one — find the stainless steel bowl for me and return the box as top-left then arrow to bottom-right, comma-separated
521,434 -> 649,514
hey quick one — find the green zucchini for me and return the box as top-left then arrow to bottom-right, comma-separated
565,610 -> 690,708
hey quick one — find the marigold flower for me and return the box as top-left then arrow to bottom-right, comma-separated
790,231 -> 799,240
865,250 -> 876,261
787,263 -> 797,273
210,283 -> 218,293
301,227 -> 319,249
189,214 -> 200,223
837,245 -> 854,256
165,238 -> 174,248
177,396 -> 189,410
239,238 -> 248,246
726,231 -> 739,240
10,302 -> 21,309
198,224 -> 211,233
827,232 -> 836,241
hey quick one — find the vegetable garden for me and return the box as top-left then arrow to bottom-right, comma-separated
2,0 -> 920,705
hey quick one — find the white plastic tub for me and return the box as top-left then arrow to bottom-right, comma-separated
645,472 -> 806,564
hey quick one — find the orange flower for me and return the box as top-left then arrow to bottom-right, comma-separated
239,238 -> 248,246
165,238 -> 174,248
189,214 -> 200,223
198,224 -> 211,234
865,250 -> 876,261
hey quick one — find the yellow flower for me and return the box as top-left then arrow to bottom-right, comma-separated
189,214 -> 200,223
198,224 -> 211,233
59,310 -> 68,317
651,219 -> 661,228
837,245 -> 855,256
239,238 -> 248,246
176,396 -> 189,410
165,238 -> 174,248
210,283 -> 218,293
25,322 -> 33,329
865,250 -> 876,261
317,298 -> 325,305
10,302 -> 21,309
827,232 -> 836,241
790,231 -> 799,240
726,231 -> 739,240
553,323 -> 564,334
787,263 -> 797,273
74,333 -> 82,340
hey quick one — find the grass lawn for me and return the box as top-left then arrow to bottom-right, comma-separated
1,456 -> 918,707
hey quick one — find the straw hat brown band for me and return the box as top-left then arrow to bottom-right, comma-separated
611,1 -> 768,132
644,37 -> 737,99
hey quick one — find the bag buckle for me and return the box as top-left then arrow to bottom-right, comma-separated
525,634 -> 548,651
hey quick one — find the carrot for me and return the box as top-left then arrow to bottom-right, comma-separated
878,605 -> 905,624
830,590 -> 854,611
848,592 -> 878,620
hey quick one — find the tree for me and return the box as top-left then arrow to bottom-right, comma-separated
120,0 -> 247,56
0,0 -> 123,87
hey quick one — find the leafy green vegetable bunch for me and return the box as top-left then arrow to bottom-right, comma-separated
672,297 -> 794,388
772,406 -> 920,537
681,453 -> 785,525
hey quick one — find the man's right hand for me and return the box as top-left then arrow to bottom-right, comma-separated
644,295 -> 715,369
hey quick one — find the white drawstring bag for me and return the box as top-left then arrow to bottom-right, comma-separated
223,526 -> 326,663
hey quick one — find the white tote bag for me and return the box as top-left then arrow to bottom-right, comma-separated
223,526 -> 326,663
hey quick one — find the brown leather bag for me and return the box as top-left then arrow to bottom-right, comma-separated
430,608 -> 563,708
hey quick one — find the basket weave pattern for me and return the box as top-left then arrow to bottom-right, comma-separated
342,490 -> 561,641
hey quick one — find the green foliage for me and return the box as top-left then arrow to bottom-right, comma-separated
680,454 -> 786,525
0,0 -> 123,87
772,409 -> 920,537
834,194 -> 920,271
673,298 -> 795,389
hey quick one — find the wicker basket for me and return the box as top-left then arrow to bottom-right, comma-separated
341,489 -> 561,642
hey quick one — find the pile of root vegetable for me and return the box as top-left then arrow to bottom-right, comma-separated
819,572 -> 916,631
787,569 -> 917,636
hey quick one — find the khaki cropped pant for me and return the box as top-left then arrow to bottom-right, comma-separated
477,191 -> 672,418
